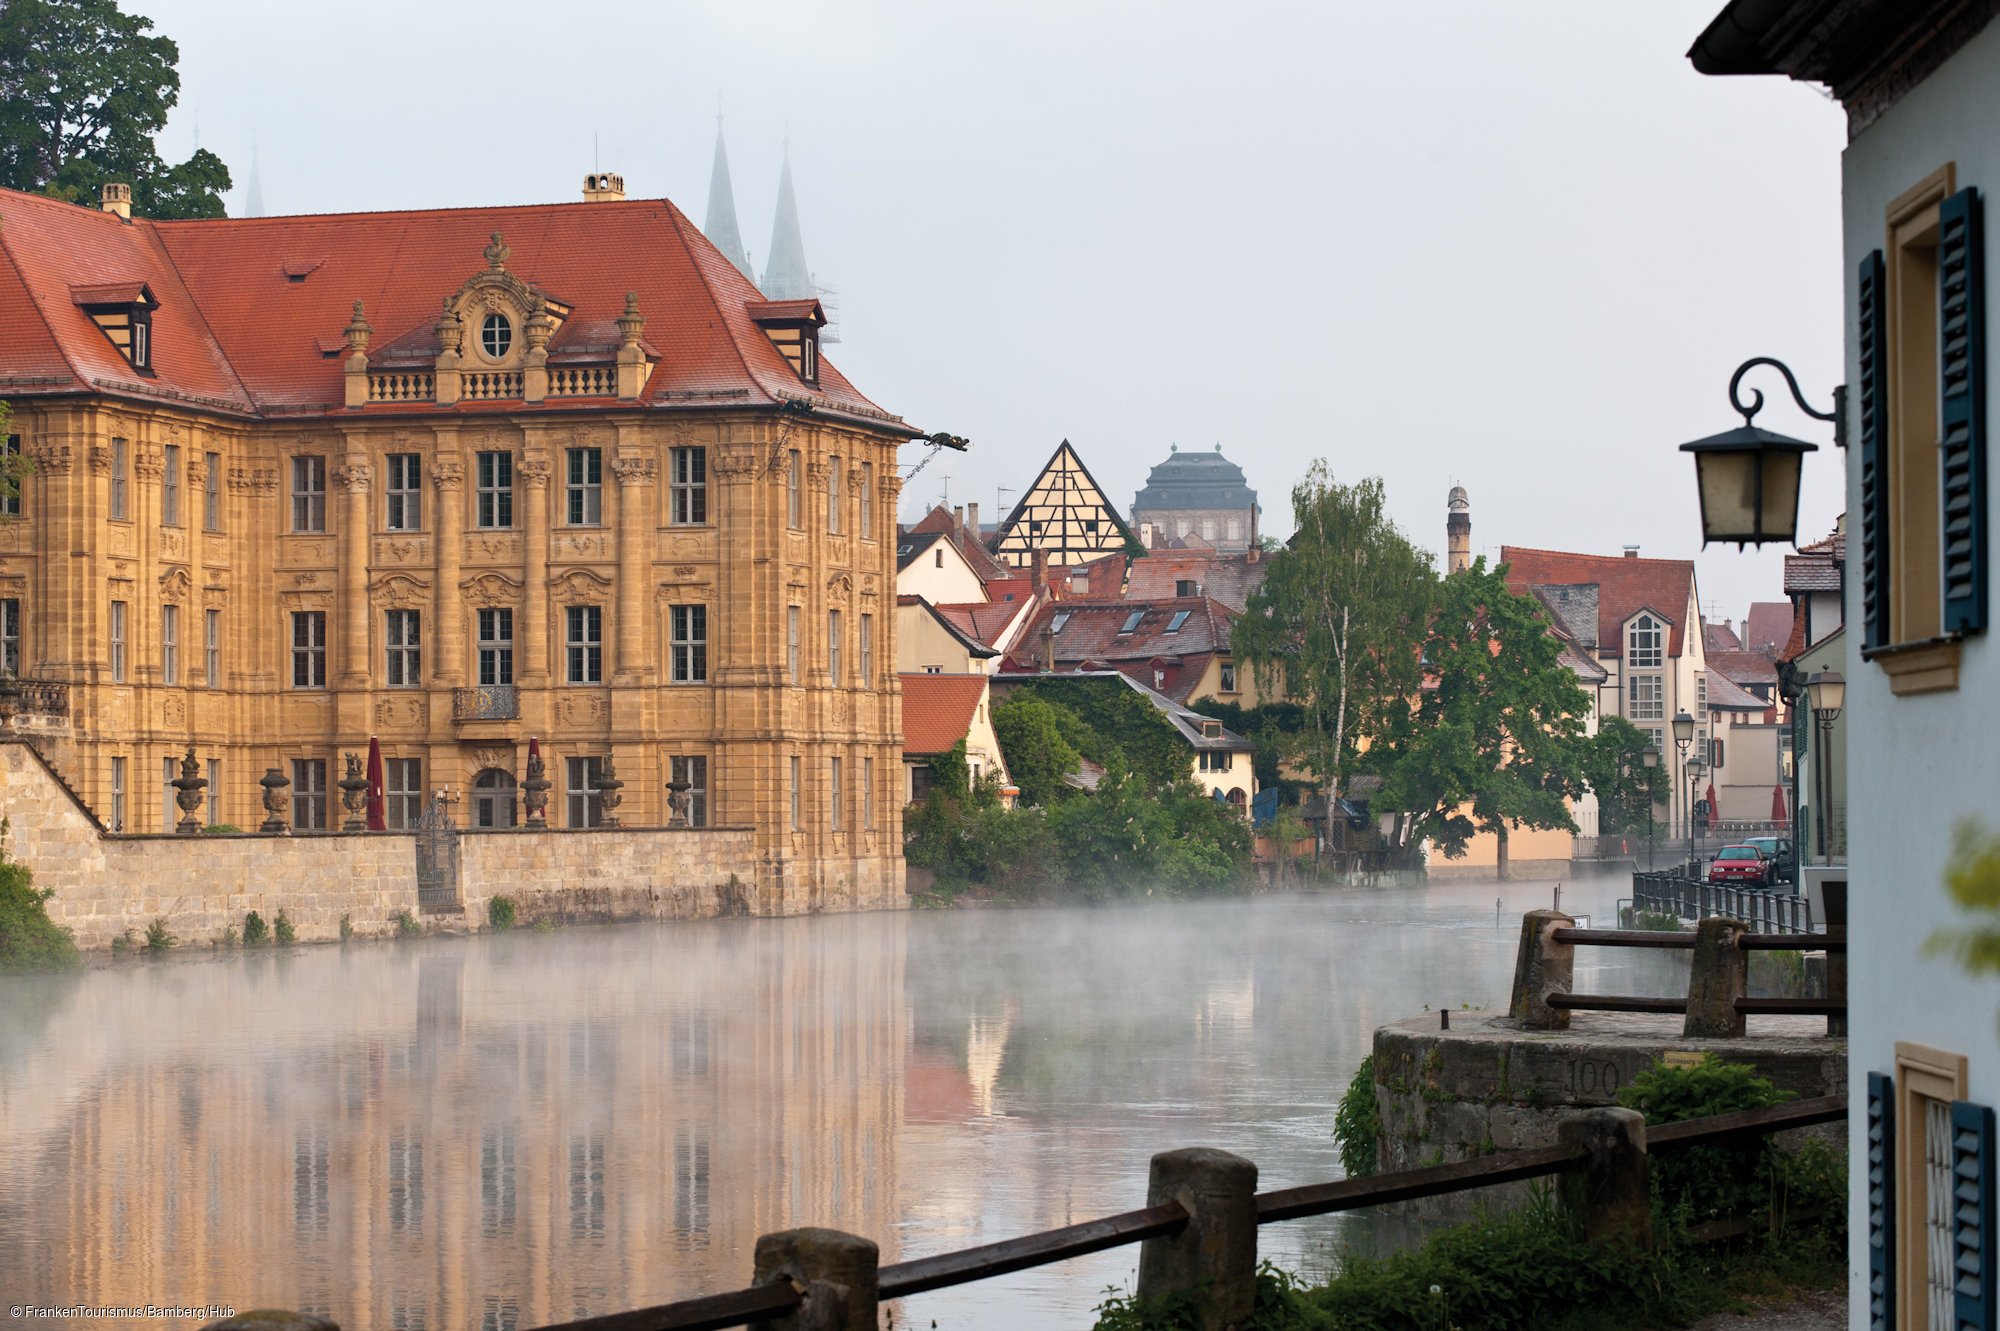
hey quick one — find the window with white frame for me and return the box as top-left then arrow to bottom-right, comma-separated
1627,614 -> 1664,669
386,609 -> 421,687
566,448 -> 602,526
828,609 -> 842,683
161,604 -> 179,684
204,608 -> 220,687
830,756 -> 843,830
110,438 -> 129,520
566,605 -> 603,684
670,605 -> 707,683
385,453 -> 422,531
476,451 -> 513,529
203,451 -> 222,530
787,606 -> 801,684
1697,673 -> 1709,721
670,446 -> 707,525
862,755 -> 875,830
110,600 -> 126,682
566,756 -> 605,828
206,758 -> 221,828
789,755 -> 801,830
110,756 -> 126,831
292,455 -> 326,532
858,613 -> 873,686
859,461 -> 874,539
827,456 -> 842,533
162,444 -> 181,527
478,608 -> 514,685
671,755 -> 708,828
291,610 -> 325,689
163,756 -> 176,830
292,758 -> 327,830
0,598 -> 19,676
385,757 -> 422,829
786,451 -> 802,528
1627,673 -> 1663,721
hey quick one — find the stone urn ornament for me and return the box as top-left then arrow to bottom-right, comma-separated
522,747 -> 551,826
172,744 -> 208,833
259,767 -> 291,834
597,757 -> 623,828
665,778 -> 692,828
338,752 -> 369,831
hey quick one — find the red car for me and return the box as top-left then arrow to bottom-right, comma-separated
1707,844 -> 1770,886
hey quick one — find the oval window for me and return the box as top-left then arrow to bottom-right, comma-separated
480,312 -> 513,359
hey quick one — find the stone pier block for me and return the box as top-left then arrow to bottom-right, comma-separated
1508,910 -> 1575,1030
1683,916 -> 1748,1039
1136,1147 -> 1259,1331
1558,1107 -> 1653,1251
751,1227 -> 878,1331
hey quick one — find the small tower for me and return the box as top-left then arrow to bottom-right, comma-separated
1447,485 -> 1471,574
703,117 -> 754,278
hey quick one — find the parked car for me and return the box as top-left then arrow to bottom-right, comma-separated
1743,835 -> 1796,884
1707,844 -> 1770,886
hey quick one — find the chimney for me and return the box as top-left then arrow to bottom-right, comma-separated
1623,545 -> 1641,559
952,505 -> 964,529
101,183 -> 132,220
1030,548 -> 1049,595
582,172 -> 626,203
966,501 -> 980,537
1446,486 -> 1471,575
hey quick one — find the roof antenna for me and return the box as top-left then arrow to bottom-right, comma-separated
594,131 -> 599,172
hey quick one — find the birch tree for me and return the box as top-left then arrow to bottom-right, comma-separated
1232,466 -> 1435,821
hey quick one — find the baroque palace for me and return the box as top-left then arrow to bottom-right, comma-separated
0,174 -> 914,910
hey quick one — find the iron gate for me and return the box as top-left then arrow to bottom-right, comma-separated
414,797 -> 461,912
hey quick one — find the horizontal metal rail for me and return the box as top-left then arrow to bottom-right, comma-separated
1551,928 -> 1695,949
1548,993 -> 1688,1014
531,1093 -> 1852,1331
878,1201 -> 1188,1299
1735,997 -> 1846,1015
1739,931 -> 1844,952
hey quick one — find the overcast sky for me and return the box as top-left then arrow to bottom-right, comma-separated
146,0 -> 1847,625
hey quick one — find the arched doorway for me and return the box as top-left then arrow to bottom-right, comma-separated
472,768 -> 517,829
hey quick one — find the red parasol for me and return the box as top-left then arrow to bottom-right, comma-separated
1771,785 -> 1788,827
1705,783 -> 1720,829
365,736 -> 386,831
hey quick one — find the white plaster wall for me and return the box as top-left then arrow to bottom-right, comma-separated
1841,22 -> 2000,1327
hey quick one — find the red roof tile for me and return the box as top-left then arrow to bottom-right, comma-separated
1743,601 -> 1794,653
1500,546 -> 1697,657
899,672 -> 989,756
0,186 -> 900,426
936,600 -> 1032,651
1122,551 -> 1268,612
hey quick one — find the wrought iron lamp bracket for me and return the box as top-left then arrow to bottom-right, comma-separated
1728,357 -> 1847,448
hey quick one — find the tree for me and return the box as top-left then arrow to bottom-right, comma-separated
0,0 -> 232,219
992,695 -> 1082,807
1583,716 -> 1660,842
1371,558 -> 1594,879
1232,466 -> 1435,817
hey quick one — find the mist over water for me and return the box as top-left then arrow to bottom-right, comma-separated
0,878 -> 1669,1329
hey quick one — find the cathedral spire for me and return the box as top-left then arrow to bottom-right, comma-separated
244,133 -> 265,218
761,142 -> 815,301
702,115 -> 753,279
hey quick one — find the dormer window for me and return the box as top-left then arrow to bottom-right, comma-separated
1201,721 -> 1223,739
480,313 -> 513,360
1118,611 -> 1144,635
1050,612 -> 1071,634
747,299 -> 827,386
1166,610 -> 1191,633
72,281 -> 157,374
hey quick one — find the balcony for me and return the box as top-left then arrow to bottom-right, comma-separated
452,684 -> 519,722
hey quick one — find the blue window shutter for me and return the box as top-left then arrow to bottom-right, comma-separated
1870,1071 -> 1896,1330
1952,1099 -> 1996,1331
1859,250 -> 1891,650
1940,188 -> 1988,635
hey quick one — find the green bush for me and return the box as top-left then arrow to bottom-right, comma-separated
274,911 -> 296,945
241,910 -> 269,946
219,924 -> 238,948
200,823 -> 246,835
0,834 -> 81,972
110,931 -> 130,955
488,895 -> 517,931
395,909 -> 420,938
143,916 -> 178,953
1618,1054 -> 1792,1222
338,913 -> 352,942
1333,1055 -> 1379,1178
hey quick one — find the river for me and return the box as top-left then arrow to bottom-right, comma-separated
0,877 -> 1666,1329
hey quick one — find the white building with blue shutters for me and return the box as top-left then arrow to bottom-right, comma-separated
1691,4 -> 1997,1329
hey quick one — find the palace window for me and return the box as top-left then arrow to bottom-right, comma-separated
0,598 -> 19,675
476,452 -> 514,529
110,439 -> 128,519
787,605 -> 801,684
828,608 -> 843,683
162,757 -> 176,830
478,608 -> 514,686
292,758 -> 327,831
862,755 -> 875,830
385,758 -> 422,829
110,756 -> 126,832
205,608 -> 220,687
385,454 -> 422,531
0,435 -> 19,518
292,456 -> 327,533
565,756 -> 605,828
480,312 -> 512,360
827,456 -> 843,534
789,755 -> 802,830
110,600 -> 127,682
1627,614 -> 1663,669
565,605 -> 603,684
670,446 -> 707,525
566,448 -> 602,526
860,461 -> 874,538
161,604 -> 180,684
1201,518 -> 1217,542
162,444 -> 182,527
206,759 -> 221,828
291,611 -> 325,688
472,768 -> 517,829
386,609 -> 421,687
1627,673 -> 1663,721
670,755 -> 708,828
859,613 -> 873,685
830,756 -> 843,831
203,451 -> 222,530
670,604 -> 707,683
786,450 -> 802,529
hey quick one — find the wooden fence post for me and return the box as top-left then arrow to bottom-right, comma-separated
1558,1107 -> 1653,1251
1135,1147 -> 1258,1331
1507,910 -> 1575,1030
1682,916 -> 1748,1039
750,1228 -> 878,1331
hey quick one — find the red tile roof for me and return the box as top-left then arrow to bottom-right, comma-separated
1706,673 -> 1768,711
908,505 -> 1015,584
935,600 -> 1032,651
1743,601 -> 1794,653
0,186 -> 901,426
1122,551 -> 1268,612
1500,546 -> 1697,657
899,673 -> 990,757
1707,648 -> 1779,686
1703,621 -> 1743,651
1015,597 -> 1237,700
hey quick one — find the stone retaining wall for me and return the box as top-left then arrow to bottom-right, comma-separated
1372,1011 -> 1845,1220
1,740 -> 770,949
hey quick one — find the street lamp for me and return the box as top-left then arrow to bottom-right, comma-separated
1808,670 -> 1845,863
1677,358 -> 1839,548
1688,755 -> 1710,874
1672,710 -> 1696,852
1642,744 -> 1660,871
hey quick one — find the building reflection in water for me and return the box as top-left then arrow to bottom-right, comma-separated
0,914 -> 907,1330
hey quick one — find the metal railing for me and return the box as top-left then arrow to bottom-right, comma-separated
1633,870 -> 1814,934
528,1093 -> 1847,1331
452,684 -> 519,721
